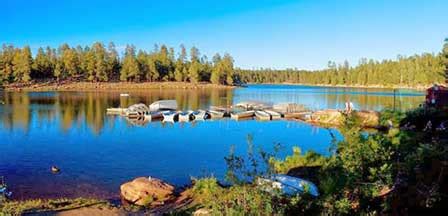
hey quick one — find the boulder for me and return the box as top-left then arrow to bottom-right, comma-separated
120,177 -> 175,206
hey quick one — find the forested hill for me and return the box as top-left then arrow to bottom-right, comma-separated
237,39 -> 448,88
0,43 -> 236,85
1,40 -> 447,88
236,52 -> 447,88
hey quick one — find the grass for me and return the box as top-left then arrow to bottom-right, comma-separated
0,197 -> 109,215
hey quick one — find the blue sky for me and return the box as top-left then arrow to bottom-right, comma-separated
2,0 -> 447,70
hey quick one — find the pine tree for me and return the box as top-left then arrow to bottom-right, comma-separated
120,45 -> 140,81
443,38 -> 448,83
211,53 -> 222,84
189,61 -> 200,83
12,46 -> 32,82
222,53 -> 234,85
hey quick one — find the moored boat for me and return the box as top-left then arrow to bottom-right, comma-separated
192,110 -> 208,120
255,110 -> 271,121
178,111 -> 193,122
231,110 -> 255,120
162,110 -> 179,122
264,110 -> 282,120
208,110 -> 225,119
126,103 -> 150,118
144,111 -> 164,121
257,174 -> 319,197
149,100 -> 178,112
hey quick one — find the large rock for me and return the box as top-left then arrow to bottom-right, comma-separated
120,177 -> 175,206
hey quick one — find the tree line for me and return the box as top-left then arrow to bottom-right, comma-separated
0,42 -> 235,85
236,39 -> 448,87
1,40 -> 447,88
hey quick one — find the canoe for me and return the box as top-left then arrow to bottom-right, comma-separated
208,110 -> 225,119
149,100 -> 178,112
192,110 -> 208,120
162,110 -> 179,122
178,111 -> 193,122
257,174 -> 319,197
264,110 -> 282,120
144,111 -> 163,121
231,110 -> 255,120
255,110 -> 271,121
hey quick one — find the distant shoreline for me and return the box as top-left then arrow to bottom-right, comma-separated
247,82 -> 430,91
3,81 -> 235,92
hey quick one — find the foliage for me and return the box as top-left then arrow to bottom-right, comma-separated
269,147 -> 326,174
190,107 -> 447,215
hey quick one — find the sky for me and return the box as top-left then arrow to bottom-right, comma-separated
2,0 -> 447,70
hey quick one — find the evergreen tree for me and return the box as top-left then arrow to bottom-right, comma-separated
120,45 -> 140,81
107,42 -> 120,80
189,61 -> 200,83
211,53 -> 222,84
443,38 -> 448,82
12,46 -> 32,82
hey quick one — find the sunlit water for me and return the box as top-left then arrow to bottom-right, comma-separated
0,85 -> 424,199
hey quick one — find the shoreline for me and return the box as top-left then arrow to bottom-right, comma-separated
247,82 -> 430,90
2,81 -> 236,92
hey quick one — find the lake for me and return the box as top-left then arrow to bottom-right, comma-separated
0,84 -> 424,200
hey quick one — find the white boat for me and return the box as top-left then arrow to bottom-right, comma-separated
144,111 -> 163,121
264,110 -> 282,120
149,100 -> 178,112
231,110 -> 255,120
255,110 -> 271,121
257,174 -> 319,197
120,93 -> 130,97
162,111 -> 179,122
192,110 -> 208,120
178,111 -> 193,122
208,110 -> 225,119
126,103 -> 150,118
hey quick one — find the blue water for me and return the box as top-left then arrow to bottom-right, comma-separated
0,84 -> 424,199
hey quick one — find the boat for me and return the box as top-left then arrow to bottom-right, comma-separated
264,110 -> 282,120
149,100 -> 178,112
120,93 -> 130,97
126,103 -> 150,118
162,110 -> 179,122
192,110 -> 208,120
231,110 -> 255,120
178,111 -> 193,122
208,110 -> 225,119
257,174 -> 319,197
144,111 -> 164,121
255,110 -> 271,121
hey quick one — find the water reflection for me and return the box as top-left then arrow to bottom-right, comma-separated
0,89 -> 234,134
